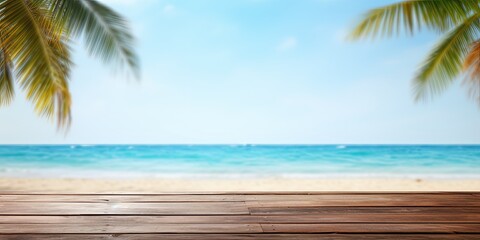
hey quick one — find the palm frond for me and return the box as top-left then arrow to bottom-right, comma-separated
0,0 -> 72,128
350,0 -> 479,40
49,0 -> 139,78
0,28 -> 14,106
414,13 -> 480,101
0,46 -> 14,106
463,41 -> 480,105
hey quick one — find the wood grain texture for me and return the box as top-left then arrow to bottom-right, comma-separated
260,224 -> 480,233
0,202 -> 250,215
1,234 -> 480,240
0,191 -> 476,195
2,194 -> 478,206
1,214 -> 479,224
0,224 -> 263,234
249,206 -> 480,215
0,194 -> 244,202
0,223 -> 479,234
244,194 -> 480,206
0,192 -> 479,238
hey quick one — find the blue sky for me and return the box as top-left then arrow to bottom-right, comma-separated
1,0 -> 479,144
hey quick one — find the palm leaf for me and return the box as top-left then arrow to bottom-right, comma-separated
0,0 -> 72,127
350,0 -> 478,40
49,0 -> 139,77
0,47 -> 14,106
414,13 -> 480,101
463,41 -> 480,105
0,29 -> 14,106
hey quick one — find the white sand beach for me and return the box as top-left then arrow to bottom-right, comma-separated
1,178 -> 479,193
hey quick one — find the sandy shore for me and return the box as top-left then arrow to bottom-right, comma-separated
0,178 -> 479,193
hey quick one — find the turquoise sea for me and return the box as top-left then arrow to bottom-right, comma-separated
0,145 -> 479,179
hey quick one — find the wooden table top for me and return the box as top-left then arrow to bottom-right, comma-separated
0,192 -> 479,239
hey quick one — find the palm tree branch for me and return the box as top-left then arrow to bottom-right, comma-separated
414,13 -> 480,100
0,0 -> 71,127
49,0 -> 139,77
350,0 -> 479,40
0,46 -> 14,106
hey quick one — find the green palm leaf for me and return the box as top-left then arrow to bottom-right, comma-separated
414,13 -> 480,100
49,0 -> 139,77
0,47 -> 14,106
0,29 -> 14,106
351,0 -> 480,107
350,0 -> 478,40
0,0 -> 72,127
0,0 -> 138,129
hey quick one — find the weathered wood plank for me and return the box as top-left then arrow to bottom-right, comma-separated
244,194 -> 480,206
0,195 -> 244,203
249,206 -> 480,215
260,224 -> 480,233
0,202 -> 249,215
1,234 -> 479,240
0,192 -> 478,238
0,224 -> 262,234
243,194 -> 480,201
2,194 -> 478,206
246,200 -> 480,207
0,223 -> 479,234
0,191 -> 477,195
1,214 -> 479,224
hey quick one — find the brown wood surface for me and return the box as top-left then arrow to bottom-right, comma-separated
0,202 -> 250,215
1,214 -> 480,224
0,192 -> 479,239
1,234 -> 480,240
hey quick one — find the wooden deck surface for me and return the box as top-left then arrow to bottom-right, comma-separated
0,192 -> 479,239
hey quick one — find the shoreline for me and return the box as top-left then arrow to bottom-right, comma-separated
1,177 -> 479,193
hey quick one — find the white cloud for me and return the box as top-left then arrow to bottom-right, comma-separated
277,37 -> 298,52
